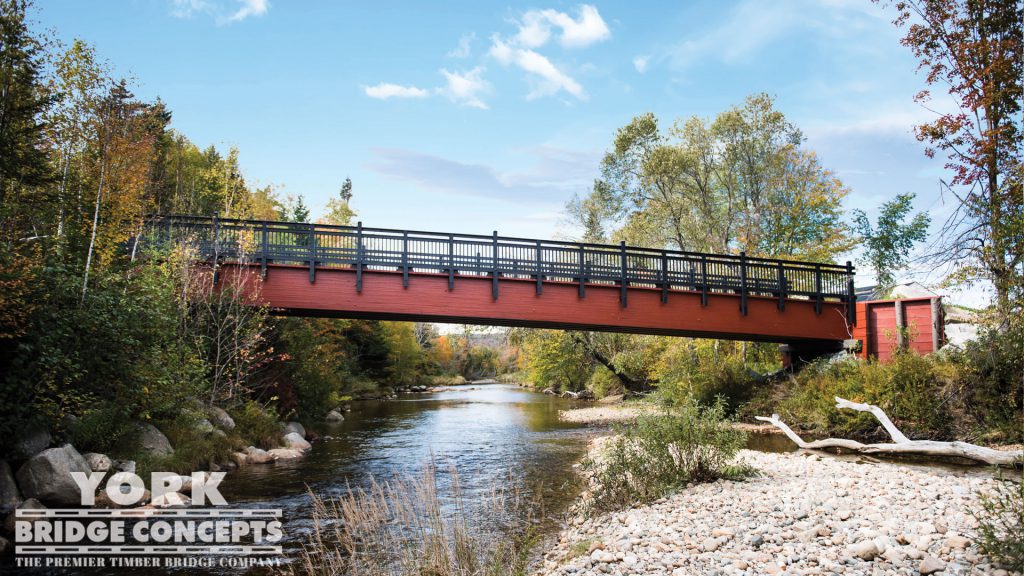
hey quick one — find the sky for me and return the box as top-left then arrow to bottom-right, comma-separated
35,0 -> 982,302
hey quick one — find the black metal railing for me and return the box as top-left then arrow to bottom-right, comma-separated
134,214 -> 857,324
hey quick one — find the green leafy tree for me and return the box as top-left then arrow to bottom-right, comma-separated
852,192 -> 931,290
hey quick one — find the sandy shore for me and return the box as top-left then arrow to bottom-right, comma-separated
558,404 -> 781,435
536,446 -> 1015,576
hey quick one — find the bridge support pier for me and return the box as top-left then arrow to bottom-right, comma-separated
779,340 -> 848,370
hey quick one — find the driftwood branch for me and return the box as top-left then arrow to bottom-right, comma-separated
758,398 -> 1023,467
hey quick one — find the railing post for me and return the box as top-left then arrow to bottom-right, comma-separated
211,212 -> 220,284
619,241 -> 628,308
700,254 -> 708,307
776,261 -> 785,311
308,222 -> 317,283
402,231 -> 409,288
492,231 -> 499,300
261,221 -> 268,279
814,264 -> 822,315
535,240 -> 543,296
577,245 -> 585,298
739,251 -> 748,316
846,261 -> 856,326
447,234 -> 454,291
660,250 -> 669,304
355,221 -> 363,293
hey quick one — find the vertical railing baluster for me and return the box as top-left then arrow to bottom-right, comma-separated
700,255 -> 708,306
620,241 -> 628,308
492,231 -> 499,300
261,221 -> 268,279
739,251 -> 748,316
308,222 -> 317,283
846,261 -> 856,325
402,231 -> 409,288
448,234 -> 455,291
535,240 -> 543,295
814,264 -> 822,315
776,261 -> 785,311
660,251 -> 669,304
355,221 -> 363,293
577,245 -> 585,298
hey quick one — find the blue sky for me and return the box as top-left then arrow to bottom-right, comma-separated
37,0 -> 970,295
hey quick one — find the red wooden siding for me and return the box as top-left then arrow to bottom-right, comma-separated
855,296 -> 944,362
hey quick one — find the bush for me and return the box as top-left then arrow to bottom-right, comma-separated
972,474 -> 1024,571
654,340 -> 772,412
961,324 -> 1024,443
230,401 -> 282,449
582,398 -> 754,512
67,402 -> 134,454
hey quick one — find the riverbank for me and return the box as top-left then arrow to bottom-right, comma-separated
558,403 -> 782,435
536,442 -> 1015,576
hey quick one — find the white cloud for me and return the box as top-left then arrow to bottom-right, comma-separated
489,36 -> 585,100
632,55 -> 649,73
513,5 -> 611,49
364,83 -> 431,100
226,0 -> 268,22
448,33 -> 476,58
170,0 -> 267,23
438,67 -> 490,109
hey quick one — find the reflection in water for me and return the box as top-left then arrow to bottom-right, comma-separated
216,383 -> 593,569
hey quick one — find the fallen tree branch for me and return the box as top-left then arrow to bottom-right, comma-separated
757,399 -> 1023,467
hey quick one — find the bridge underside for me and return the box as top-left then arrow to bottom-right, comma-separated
224,264 -> 852,345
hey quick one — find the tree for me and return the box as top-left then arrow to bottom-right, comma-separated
853,193 -> 931,290
878,0 -> 1022,323
0,0 -> 52,223
322,177 -> 355,226
289,195 -> 310,223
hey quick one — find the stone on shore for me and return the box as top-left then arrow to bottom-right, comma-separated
134,423 -> 173,456
0,461 -> 21,515
282,432 -> 312,451
208,405 -> 236,430
535,448 -> 999,576
83,452 -> 111,472
14,425 -> 52,458
268,448 -> 303,460
3,498 -> 45,534
149,492 -> 191,508
16,444 -> 92,506
325,409 -> 345,422
284,422 -> 306,438
244,446 -> 273,464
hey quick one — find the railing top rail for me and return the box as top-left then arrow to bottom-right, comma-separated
147,214 -> 853,272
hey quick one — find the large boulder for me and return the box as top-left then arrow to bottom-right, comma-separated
243,446 -> 273,464
0,461 -> 21,515
282,432 -> 312,452
14,425 -> 52,459
15,445 -> 92,506
3,498 -> 45,534
134,423 -> 173,456
267,448 -> 303,460
208,406 -> 235,430
325,410 -> 345,422
283,422 -> 306,438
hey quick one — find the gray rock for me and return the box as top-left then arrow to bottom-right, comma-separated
149,492 -> 190,508
14,425 -> 52,458
267,448 -> 304,460
243,446 -> 273,464
282,432 -> 312,451
283,421 -> 306,438
0,461 -> 21,515
83,453 -> 111,472
849,540 -> 880,560
113,460 -> 136,474
3,497 -> 45,534
195,419 -> 214,434
134,423 -> 173,456
325,409 -> 345,422
208,406 -> 235,430
919,555 -> 946,574
15,445 -> 92,506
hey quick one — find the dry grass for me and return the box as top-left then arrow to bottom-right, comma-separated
297,461 -> 539,576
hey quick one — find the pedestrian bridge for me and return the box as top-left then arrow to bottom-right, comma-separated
137,215 -> 857,346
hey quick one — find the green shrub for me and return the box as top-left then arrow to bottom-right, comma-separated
972,474 -> 1024,571
582,398 -> 754,512
654,340 -> 771,412
230,401 -> 282,449
67,402 -> 134,453
961,324 -> 1024,443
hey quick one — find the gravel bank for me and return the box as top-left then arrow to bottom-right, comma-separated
558,406 -> 781,435
537,447 -> 1015,576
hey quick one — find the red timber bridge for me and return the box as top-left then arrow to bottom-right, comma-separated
138,215 -> 858,364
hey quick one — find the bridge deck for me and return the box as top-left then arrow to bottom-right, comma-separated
137,215 -> 857,344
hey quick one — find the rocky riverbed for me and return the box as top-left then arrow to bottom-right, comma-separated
536,446 -> 1016,576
